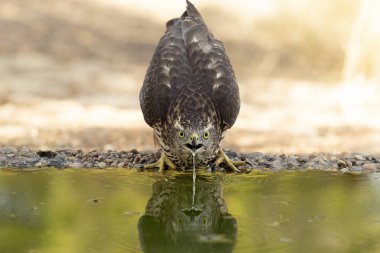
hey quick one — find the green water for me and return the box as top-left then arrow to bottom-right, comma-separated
1,169 -> 380,253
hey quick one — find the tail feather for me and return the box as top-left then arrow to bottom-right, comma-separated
182,1 -> 211,50
165,1 -> 211,51
185,0 -> 202,19
166,1 -> 202,32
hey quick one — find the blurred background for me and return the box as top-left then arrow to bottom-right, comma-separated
0,0 -> 379,153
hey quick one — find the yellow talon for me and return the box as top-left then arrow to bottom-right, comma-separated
214,149 -> 245,172
144,152 -> 176,172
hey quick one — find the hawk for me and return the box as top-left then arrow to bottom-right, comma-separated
138,175 -> 237,252
140,0 -> 243,172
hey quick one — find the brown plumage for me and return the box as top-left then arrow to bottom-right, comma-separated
140,1 -> 242,171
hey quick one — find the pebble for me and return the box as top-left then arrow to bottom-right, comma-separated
64,162 -> 83,169
297,155 -> 309,163
257,159 -> 266,165
83,162 -> 94,168
117,162 -> 125,167
37,150 -> 57,158
96,162 -> 107,169
351,166 -> 363,172
130,149 -> 139,154
337,160 -> 346,168
287,161 -> 298,168
270,158 -> 283,170
35,159 -> 49,167
354,154 -> 366,161
362,163 -> 378,172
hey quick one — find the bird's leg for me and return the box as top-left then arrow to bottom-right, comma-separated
214,149 -> 245,172
144,152 -> 176,172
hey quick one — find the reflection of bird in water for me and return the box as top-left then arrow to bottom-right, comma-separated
138,174 -> 237,253
139,0 -> 243,172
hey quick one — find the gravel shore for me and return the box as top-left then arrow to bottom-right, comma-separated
1,147 -> 379,173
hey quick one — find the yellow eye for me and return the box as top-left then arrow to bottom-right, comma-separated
203,132 -> 209,139
178,131 -> 185,138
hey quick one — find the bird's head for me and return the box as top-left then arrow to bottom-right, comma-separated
171,117 -> 221,157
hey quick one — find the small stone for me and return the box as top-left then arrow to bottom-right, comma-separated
130,149 -> 139,154
98,154 -> 107,160
362,163 -> 378,172
37,150 -> 57,158
96,162 -> 107,169
48,158 -> 66,169
224,150 -> 236,157
347,159 -> 356,165
354,154 -> 366,161
287,156 -> 299,168
83,162 -> 94,168
270,159 -> 283,170
117,162 -> 125,167
313,157 -> 328,166
340,167 -> 350,173
0,155 -> 7,164
133,155 -> 142,164
239,154 -> 247,161
67,157 -> 76,162
337,160 -> 346,168
351,166 -> 363,172
297,155 -> 309,163
85,150 -> 99,158
257,159 -> 266,165
65,162 -> 83,169
243,167 -> 253,173
35,159 -> 49,167
355,161 -> 366,166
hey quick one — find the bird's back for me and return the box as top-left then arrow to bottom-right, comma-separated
140,0 -> 240,131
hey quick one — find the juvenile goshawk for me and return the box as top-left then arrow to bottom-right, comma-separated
140,0 -> 242,171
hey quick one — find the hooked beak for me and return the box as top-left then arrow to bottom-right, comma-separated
185,133 -> 204,153
191,137 -> 197,153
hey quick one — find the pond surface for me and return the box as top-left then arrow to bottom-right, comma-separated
1,169 -> 380,253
